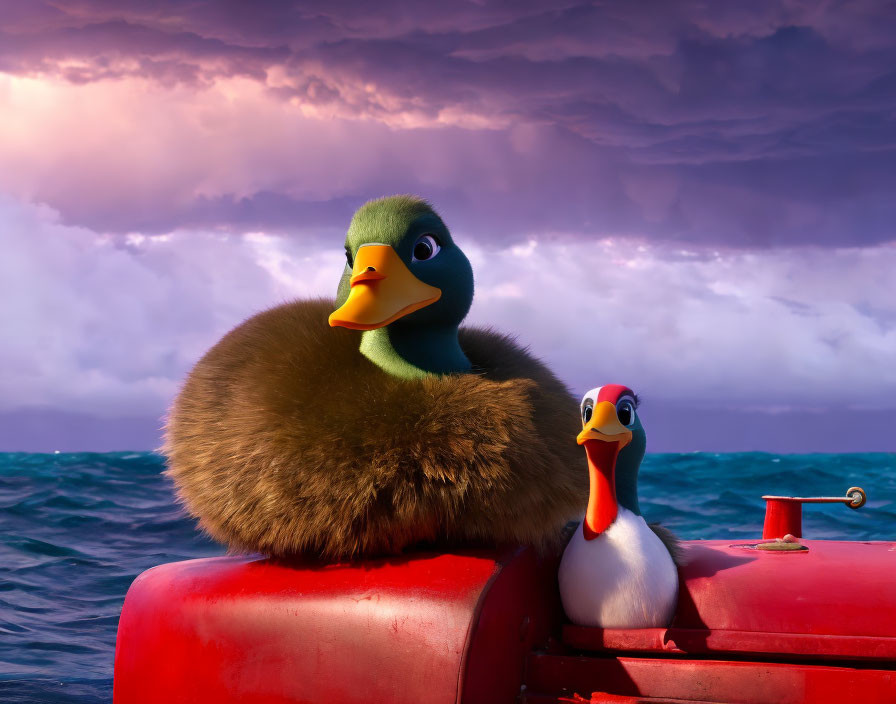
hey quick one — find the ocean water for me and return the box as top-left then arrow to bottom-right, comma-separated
0,451 -> 894,703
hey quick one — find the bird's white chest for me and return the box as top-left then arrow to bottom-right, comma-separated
558,508 -> 678,628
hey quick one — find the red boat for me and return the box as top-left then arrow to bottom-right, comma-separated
113,486 -> 896,703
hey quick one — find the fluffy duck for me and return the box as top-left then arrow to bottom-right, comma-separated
559,384 -> 680,628
165,196 -> 586,560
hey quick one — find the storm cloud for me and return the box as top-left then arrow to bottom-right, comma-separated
1,1 -> 895,451
1,0 -> 894,245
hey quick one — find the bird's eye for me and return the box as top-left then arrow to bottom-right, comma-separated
345,248 -> 353,268
412,234 -> 441,262
616,400 -> 636,427
582,403 -> 593,425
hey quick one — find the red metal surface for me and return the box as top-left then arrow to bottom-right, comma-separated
114,546 -> 556,704
524,653 -> 896,704
462,548 -> 562,702
562,539 -> 896,661
523,695 -> 705,704
762,498 -> 803,538
116,536 -> 896,703
562,626 -> 896,661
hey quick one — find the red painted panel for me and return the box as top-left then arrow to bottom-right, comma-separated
462,548 -> 561,703
562,539 -> 896,661
115,548 -> 548,704
563,625 -> 896,661
673,540 -> 896,638
523,695 -> 696,704
525,654 -> 896,704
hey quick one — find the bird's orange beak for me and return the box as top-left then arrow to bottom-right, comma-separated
578,401 -> 632,539
577,401 -> 632,447
329,245 -> 441,330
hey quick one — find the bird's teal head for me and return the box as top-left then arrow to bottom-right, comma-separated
577,384 -> 646,539
329,196 -> 474,378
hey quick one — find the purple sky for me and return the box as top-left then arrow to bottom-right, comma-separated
1,1 -> 894,452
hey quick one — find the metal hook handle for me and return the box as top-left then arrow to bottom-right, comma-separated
761,486 -> 866,507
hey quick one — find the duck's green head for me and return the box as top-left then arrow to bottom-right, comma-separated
330,196 -> 473,332
576,384 -> 647,539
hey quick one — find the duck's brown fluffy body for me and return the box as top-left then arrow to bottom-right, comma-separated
165,299 -> 587,560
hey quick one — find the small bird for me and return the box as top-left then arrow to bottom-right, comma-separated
558,385 -> 679,628
165,196 -> 586,560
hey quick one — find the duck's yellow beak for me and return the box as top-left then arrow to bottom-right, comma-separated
576,401 -> 632,448
329,245 -> 441,330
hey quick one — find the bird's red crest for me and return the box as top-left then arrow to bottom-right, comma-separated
596,384 -> 635,405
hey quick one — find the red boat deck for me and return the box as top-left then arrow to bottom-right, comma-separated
114,539 -> 896,703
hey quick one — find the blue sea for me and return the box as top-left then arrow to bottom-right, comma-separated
0,451 -> 894,703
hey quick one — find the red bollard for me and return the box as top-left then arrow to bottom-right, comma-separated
762,498 -> 803,539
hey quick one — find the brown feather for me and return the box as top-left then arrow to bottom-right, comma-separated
164,299 -> 587,560
648,523 -> 685,566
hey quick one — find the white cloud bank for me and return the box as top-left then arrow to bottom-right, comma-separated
0,194 -> 341,417
2,194 -> 894,419
464,238 -> 896,410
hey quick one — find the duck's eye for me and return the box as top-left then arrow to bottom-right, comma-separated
582,403 -> 593,425
412,234 -> 441,262
616,400 -> 635,427
345,248 -> 353,268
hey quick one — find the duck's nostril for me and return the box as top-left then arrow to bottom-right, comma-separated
366,266 -> 375,272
